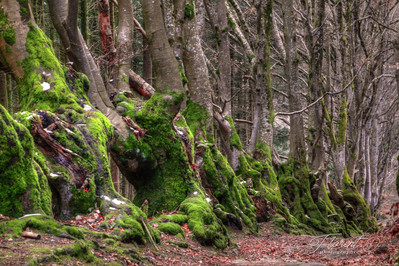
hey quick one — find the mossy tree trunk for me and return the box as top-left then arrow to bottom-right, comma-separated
47,0 -> 128,138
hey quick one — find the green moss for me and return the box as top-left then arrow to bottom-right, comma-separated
0,106 -> 52,217
337,98 -> 347,144
158,222 -> 184,236
225,117 -> 242,149
115,92 -> 195,214
342,168 -> 377,232
0,9 -> 16,45
66,226 -> 85,239
54,240 -> 95,263
182,100 -> 209,138
180,195 -> 228,249
159,214 -> 188,225
277,161 -> 330,233
178,65 -> 188,85
184,1 -> 195,20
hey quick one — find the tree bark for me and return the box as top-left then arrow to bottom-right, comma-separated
282,0 -> 306,164
47,0 -> 129,138
141,0 -> 183,93
116,0 -> 134,93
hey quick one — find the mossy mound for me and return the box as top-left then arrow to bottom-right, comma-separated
158,222 -> 184,236
53,240 -> 96,263
159,214 -> 188,225
0,215 -> 81,239
180,195 -> 228,249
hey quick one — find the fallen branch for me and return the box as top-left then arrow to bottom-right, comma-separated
21,231 -> 41,240
140,215 -> 159,251
234,119 -> 253,125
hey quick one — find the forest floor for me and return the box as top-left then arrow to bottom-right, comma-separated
0,194 -> 398,265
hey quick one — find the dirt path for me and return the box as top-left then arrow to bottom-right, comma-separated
1,195 -> 399,265
140,220 -> 399,265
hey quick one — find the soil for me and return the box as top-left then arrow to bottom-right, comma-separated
0,195 -> 398,265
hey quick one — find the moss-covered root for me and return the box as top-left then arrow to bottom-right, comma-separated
180,195 -> 229,249
341,168 -> 377,233
277,161 -> 336,233
0,105 -> 52,218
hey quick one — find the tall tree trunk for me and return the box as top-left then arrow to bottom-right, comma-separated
47,0 -> 128,138
141,0 -> 183,93
216,0 -> 231,116
179,0 -> 213,118
116,0 -> 134,93
283,0 -> 306,163
247,0 -> 274,155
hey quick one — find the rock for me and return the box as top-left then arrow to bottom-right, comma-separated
116,106 -> 127,115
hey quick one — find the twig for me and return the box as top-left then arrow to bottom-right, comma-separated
140,215 -> 159,251
275,70 -> 360,117
133,18 -> 147,38
234,119 -> 253,125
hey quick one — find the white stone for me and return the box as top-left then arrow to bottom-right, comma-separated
112,198 -> 126,205
83,104 -> 92,111
41,82 -> 50,91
